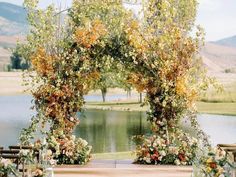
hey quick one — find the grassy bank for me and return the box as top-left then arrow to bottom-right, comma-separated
196,102 -> 236,116
1,72 -> 236,115
93,151 -> 134,160
85,101 -> 236,116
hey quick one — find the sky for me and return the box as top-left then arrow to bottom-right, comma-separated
1,0 -> 236,41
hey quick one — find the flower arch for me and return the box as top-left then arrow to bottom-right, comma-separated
20,0 -> 209,165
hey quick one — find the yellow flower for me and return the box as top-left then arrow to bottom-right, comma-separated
176,77 -> 186,95
206,157 -> 213,163
206,167 -> 212,173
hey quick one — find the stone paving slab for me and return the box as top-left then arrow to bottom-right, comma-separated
54,168 -> 192,177
54,160 -> 193,177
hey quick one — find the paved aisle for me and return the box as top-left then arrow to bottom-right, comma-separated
54,160 -> 192,177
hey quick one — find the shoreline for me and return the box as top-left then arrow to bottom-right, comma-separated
0,93 -> 235,116
84,101 -> 236,116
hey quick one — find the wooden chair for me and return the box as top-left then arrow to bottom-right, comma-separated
9,145 -> 40,162
0,149 -> 20,169
9,145 -> 41,175
9,145 -> 33,150
218,144 -> 236,177
218,144 -> 236,161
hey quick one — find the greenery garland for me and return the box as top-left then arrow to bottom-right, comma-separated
17,1 -> 234,175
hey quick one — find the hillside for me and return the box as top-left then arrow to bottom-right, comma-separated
201,42 -> 236,73
0,2 -> 28,38
214,35 -> 236,48
0,2 -> 236,80
0,2 -> 27,71
0,2 -> 27,24
0,47 -> 11,71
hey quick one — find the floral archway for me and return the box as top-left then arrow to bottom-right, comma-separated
20,0 -> 210,166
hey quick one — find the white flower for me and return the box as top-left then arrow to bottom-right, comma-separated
174,159 -> 181,165
182,141 -> 187,147
169,146 -> 179,155
20,149 -> 30,156
160,150 -> 166,157
145,157 -> 151,164
42,138 -> 47,145
70,117 -> 75,121
72,135 -> 76,141
1,158 -> 12,167
46,149 -> 53,156
49,159 -> 57,166
78,138 -> 88,147
154,139 -> 161,146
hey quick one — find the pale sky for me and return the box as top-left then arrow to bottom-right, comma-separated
1,0 -> 236,41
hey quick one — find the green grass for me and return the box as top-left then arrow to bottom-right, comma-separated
85,101 -> 236,116
93,151 -> 134,160
196,102 -> 236,116
200,82 -> 236,103
85,101 -> 148,112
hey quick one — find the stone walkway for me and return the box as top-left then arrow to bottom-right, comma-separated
54,160 -> 193,177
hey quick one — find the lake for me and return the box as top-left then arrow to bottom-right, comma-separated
0,95 -> 236,153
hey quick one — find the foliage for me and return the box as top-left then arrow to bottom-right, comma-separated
133,130 -> 198,165
10,46 -> 30,70
19,0 -> 216,170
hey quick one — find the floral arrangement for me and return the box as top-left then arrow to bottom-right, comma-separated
34,134 -> 92,165
31,167 -> 44,177
133,130 -> 198,165
196,147 -> 235,177
47,134 -> 92,165
0,158 -> 17,177
19,0 -> 213,169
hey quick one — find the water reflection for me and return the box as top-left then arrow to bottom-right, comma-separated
75,110 -> 151,153
0,95 -> 236,153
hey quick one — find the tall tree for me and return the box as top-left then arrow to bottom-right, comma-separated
10,46 -> 30,70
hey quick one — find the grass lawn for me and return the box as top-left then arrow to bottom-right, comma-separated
93,151 -> 134,160
196,102 -> 236,116
85,101 -> 236,116
1,72 -> 235,115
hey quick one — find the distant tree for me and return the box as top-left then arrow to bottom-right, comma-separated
91,56 -> 119,102
10,46 -> 30,70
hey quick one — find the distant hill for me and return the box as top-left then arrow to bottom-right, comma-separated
201,42 -> 236,74
0,2 -> 28,37
214,35 -> 236,48
0,2 -> 27,24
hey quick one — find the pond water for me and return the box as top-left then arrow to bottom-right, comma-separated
0,95 -> 236,153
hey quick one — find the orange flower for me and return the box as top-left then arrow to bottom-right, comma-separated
178,153 -> 186,162
209,162 -> 217,169
31,47 -> 55,76
74,19 -> 107,48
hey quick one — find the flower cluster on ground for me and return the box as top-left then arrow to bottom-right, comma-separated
133,130 -> 198,165
196,147 -> 235,177
47,134 -> 92,165
33,135 -> 92,165
0,158 -> 17,176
